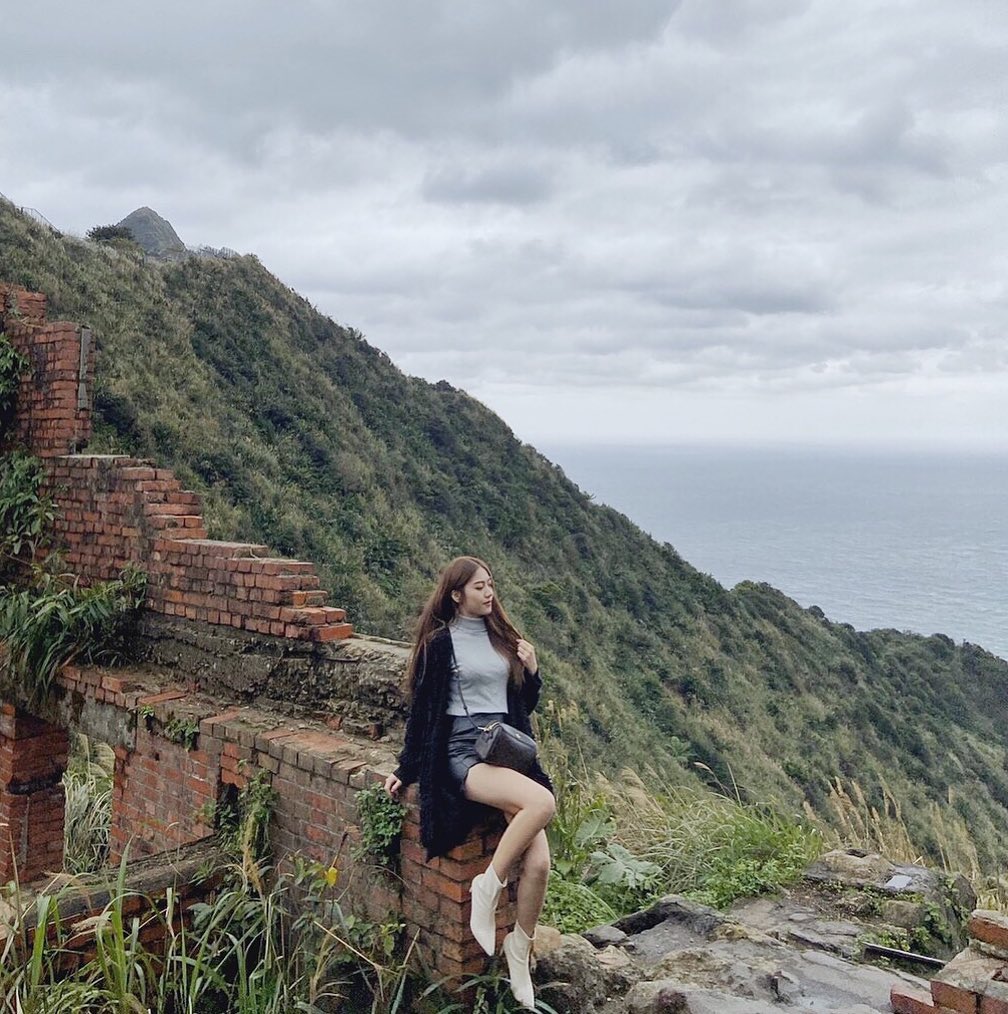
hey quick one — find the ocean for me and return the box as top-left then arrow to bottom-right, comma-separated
539,443 -> 1008,662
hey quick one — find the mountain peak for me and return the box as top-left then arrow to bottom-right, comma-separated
117,207 -> 186,260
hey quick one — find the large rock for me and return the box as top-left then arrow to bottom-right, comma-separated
534,873 -> 945,1011
798,849 -> 976,960
804,849 -> 895,887
534,933 -> 638,1013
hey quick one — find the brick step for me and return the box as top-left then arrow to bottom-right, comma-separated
149,526 -> 209,541
117,465 -> 160,480
282,590 -> 328,607
141,489 -> 201,507
61,455 -> 149,467
143,501 -> 195,517
269,573 -> 321,591
235,557 -> 316,575
156,548 -> 318,581
309,623 -> 353,642
167,491 -> 201,507
153,559 -> 320,592
157,539 -> 271,559
282,607 -> 346,625
172,529 -> 210,541
148,515 -> 206,532
135,478 -> 184,494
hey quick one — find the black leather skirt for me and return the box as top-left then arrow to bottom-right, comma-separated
446,712 -> 507,789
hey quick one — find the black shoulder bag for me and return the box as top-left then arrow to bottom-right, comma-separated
455,662 -> 538,775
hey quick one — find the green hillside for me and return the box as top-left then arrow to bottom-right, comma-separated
3,198 -> 1006,875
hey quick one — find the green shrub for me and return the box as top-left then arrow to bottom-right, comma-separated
0,451 -> 55,578
0,331 -> 29,438
355,784 -> 407,869
86,224 -> 135,243
216,768 -> 278,866
587,841 -> 664,913
62,733 -> 113,874
599,773 -> 824,909
540,877 -> 617,934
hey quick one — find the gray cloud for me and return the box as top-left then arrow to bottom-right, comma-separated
3,0 -> 1008,447
422,159 -> 554,206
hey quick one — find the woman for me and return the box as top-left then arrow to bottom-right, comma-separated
384,556 -> 555,1010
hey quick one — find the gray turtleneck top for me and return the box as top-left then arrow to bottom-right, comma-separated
445,614 -> 510,717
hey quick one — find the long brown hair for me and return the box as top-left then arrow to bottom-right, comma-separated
406,556 -> 524,695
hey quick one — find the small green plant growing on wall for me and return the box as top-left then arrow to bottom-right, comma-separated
0,451 -> 56,578
163,715 -> 200,750
216,767 -> 278,867
0,332 -> 29,439
354,784 -> 406,870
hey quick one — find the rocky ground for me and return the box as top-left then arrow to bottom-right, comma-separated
531,850 -> 976,1013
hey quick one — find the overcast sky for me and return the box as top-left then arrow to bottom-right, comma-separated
3,1 -> 1007,451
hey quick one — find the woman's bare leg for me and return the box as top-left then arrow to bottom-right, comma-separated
492,816 -> 550,1009
463,764 -> 556,878
514,829 -> 550,935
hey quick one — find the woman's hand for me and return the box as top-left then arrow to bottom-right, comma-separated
384,773 -> 403,799
516,638 -> 538,675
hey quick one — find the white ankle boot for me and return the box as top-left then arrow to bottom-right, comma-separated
469,865 -> 506,955
503,923 -> 536,1009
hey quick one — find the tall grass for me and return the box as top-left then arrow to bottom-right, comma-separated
598,766 -> 824,909
0,851 -> 424,1013
536,702 -> 824,928
537,700 -> 1008,929
63,733 -> 114,874
809,776 -> 1008,913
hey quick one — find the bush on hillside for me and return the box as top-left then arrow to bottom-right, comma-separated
86,224 -> 135,243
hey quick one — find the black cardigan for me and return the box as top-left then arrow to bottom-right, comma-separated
394,626 -> 554,860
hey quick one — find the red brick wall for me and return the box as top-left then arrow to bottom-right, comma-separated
110,705 -> 216,860
1,283 -> 93,456
44,456 -> 352,641
2,282 -> 351,644
0,703 -> 70,882
55,664 -> 512,980
2,279 -> 508,981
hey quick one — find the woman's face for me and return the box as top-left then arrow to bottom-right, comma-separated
454,566 -> 494,618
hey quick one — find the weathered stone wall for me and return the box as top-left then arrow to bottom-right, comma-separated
132,613 -> 409,736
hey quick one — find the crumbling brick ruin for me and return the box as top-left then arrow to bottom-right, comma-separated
0,282 -> 508,979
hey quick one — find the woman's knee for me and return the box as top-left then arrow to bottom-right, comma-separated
528,786 -> 555,826
464,766 -> 555,826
